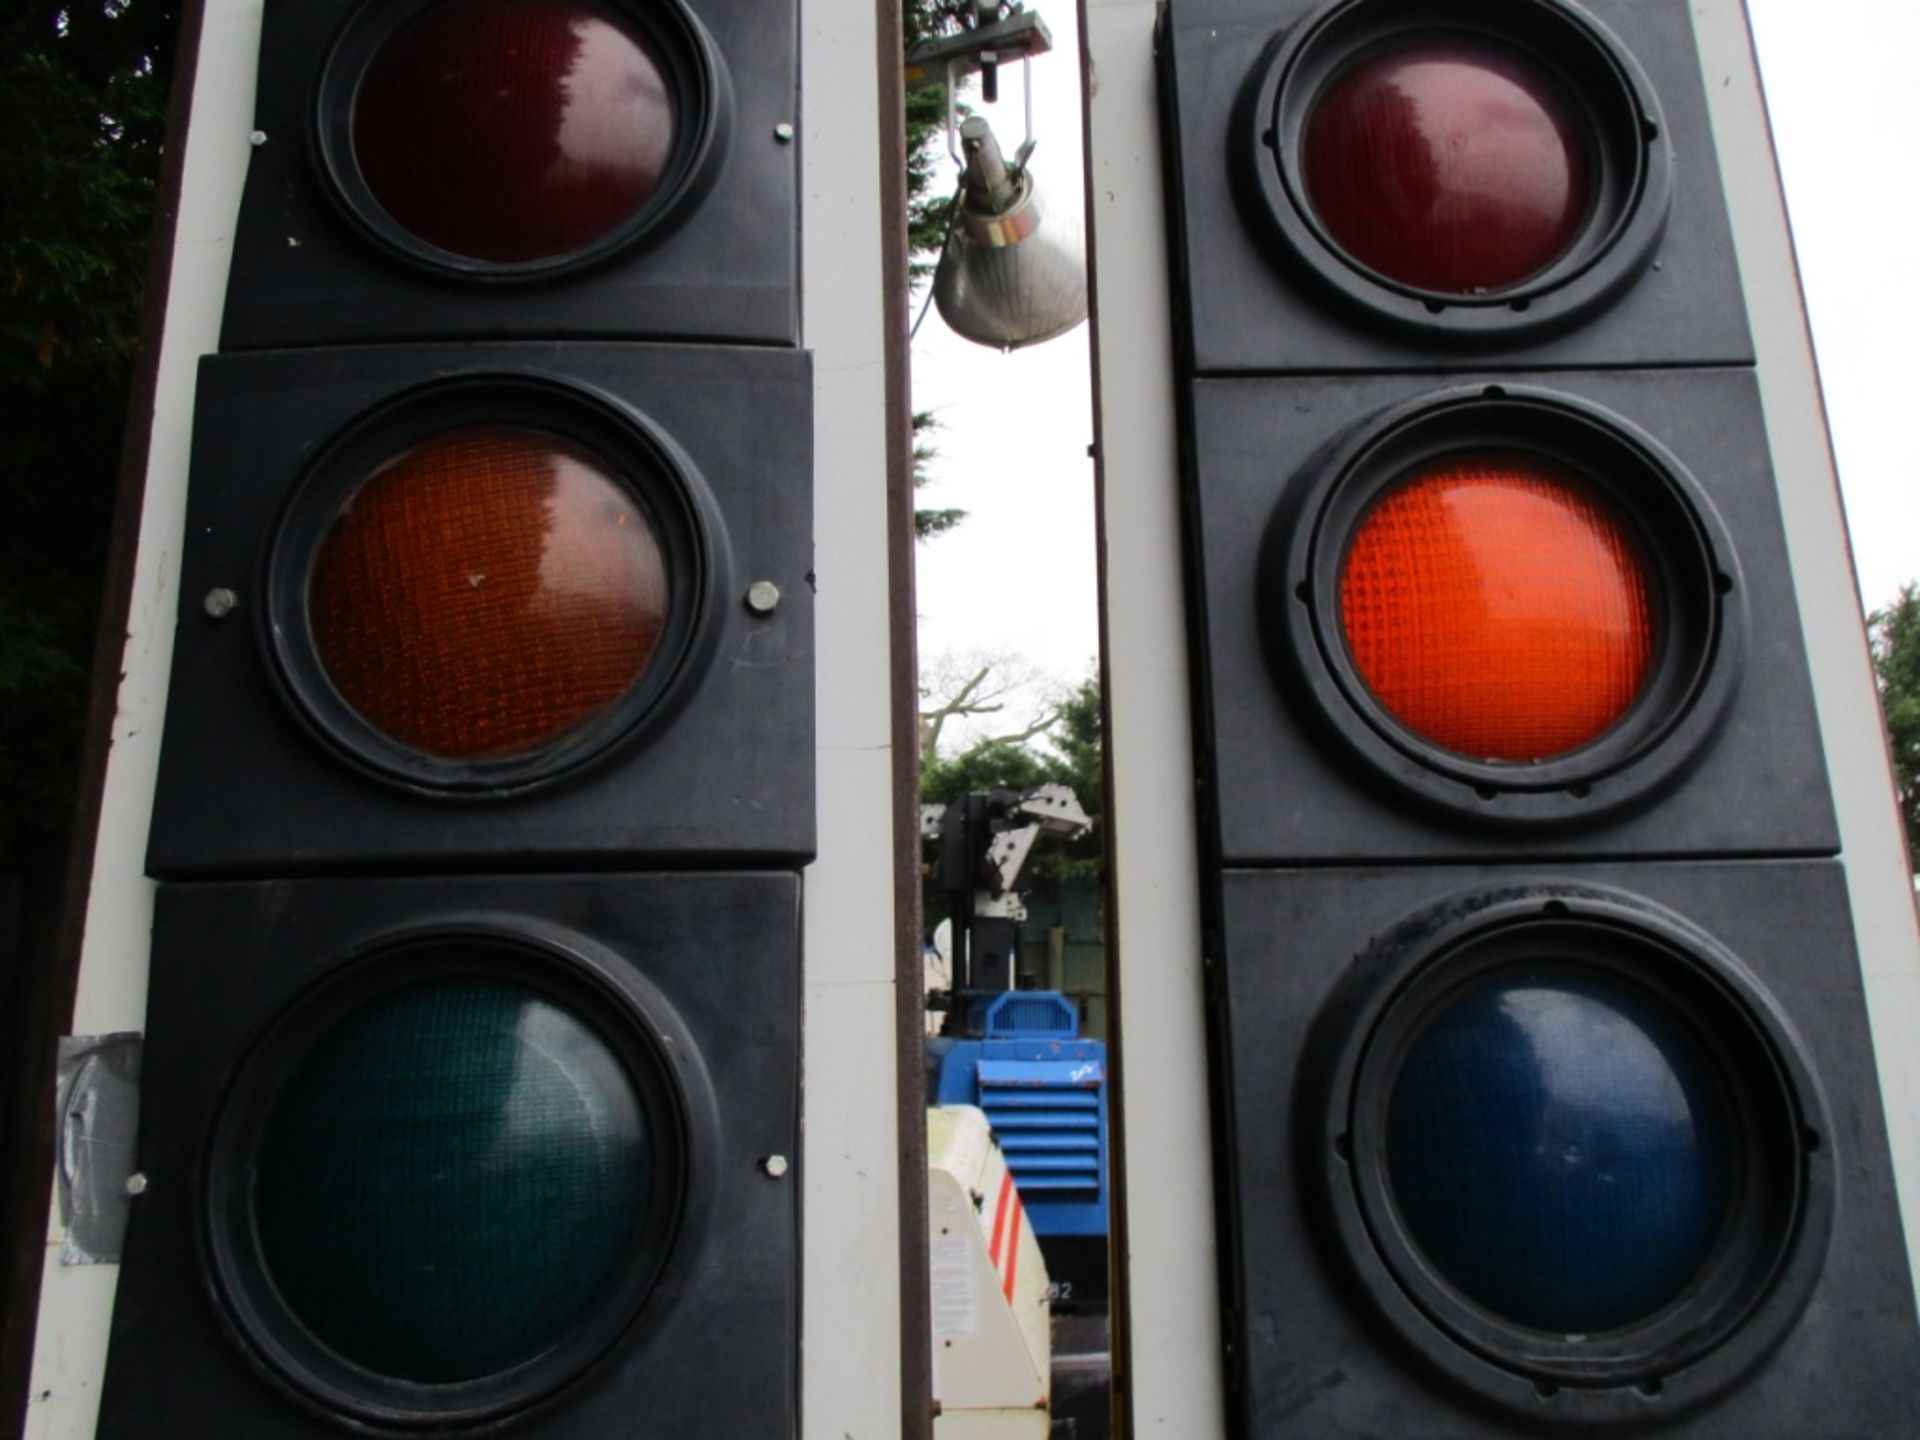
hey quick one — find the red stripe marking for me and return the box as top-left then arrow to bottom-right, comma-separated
988,1170 -> 1013,1266
1003,1193 -> 1024,1303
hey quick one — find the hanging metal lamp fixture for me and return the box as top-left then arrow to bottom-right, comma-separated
933,115 -> 1088,351
907,3 -> 1088,351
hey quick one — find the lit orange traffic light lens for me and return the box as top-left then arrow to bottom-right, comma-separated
1302,36 -> 1593,295
1339,455 -> 1655,762
309,428 -> 669,761
351,0 -> 677,264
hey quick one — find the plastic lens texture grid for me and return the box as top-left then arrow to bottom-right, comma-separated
251,979 -> 652,1383
1338,455 -> 1655,762
1302,35 -> 1593,295
1383,965 -> 1733,1335
308,427 -> 669,761
351,0 -> 676,263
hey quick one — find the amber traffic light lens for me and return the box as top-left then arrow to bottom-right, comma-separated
309,428 -> 669,761
1339,454 -> 1656,762
351,0 -> 677,264
1302,35 -> 1593,294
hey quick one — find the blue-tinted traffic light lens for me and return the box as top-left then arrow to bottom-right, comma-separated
351,0 -> 677,264
1385,967 -> 1732,1334
252,978 -> 652,1383
1303,35 -> 1593,294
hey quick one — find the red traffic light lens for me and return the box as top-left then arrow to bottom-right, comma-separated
1302,35 -> 1593,295
309,428 -> 670,761
351,0 -> 677,264
1339,454 -> 1656,762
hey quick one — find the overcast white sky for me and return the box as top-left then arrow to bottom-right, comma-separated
910,1 -> 1920,743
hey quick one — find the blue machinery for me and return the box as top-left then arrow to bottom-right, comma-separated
922,786 -> 1111,1300
928,990 -> 1109,1242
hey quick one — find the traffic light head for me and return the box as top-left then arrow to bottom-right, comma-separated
148,345 -> 813,874
1219,864 -> 1915,1435
105,875 -> 798,1436
94,0 -> 815,1433
223,0 -> 794,347
1157,0 -> 1920,1433
1198,368 -> 1826,856
1161,0 -> 1749,371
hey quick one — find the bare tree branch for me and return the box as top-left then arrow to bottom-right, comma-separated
918,651 -> 1059,761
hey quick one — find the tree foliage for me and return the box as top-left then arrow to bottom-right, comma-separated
1868,584 -> 1920,868
903,1 -> 972,275
1,0 -> 177,864
910,406 -> 965,539
918,651 -> 1058,760
903,0 -> 976,540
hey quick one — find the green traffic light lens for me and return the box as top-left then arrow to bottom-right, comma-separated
251,977 -> 652,1384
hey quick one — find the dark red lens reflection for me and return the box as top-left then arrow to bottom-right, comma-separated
310,429 -> 670,761
351,0 -> 677,264
1302,36 -> 1593,295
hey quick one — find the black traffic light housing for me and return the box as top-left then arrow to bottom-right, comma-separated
1184,366 -> 1833,863
223,0 -> 798,349
1159,0 -> 1750,373
147,343 -> 814,877
96,0 -> 816,1430
1217,862 -> 1917,1437
1157,0 -> 1920,1432
98,874 -> 799,1437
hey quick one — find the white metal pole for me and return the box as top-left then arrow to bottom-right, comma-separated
1079,1 -> 1229,1433
800,0 -> 910,1432
1700,0 -> 1920,1310
20,2 -> 260,1434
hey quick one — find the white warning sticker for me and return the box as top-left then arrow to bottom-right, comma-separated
930,1232 -> 978,1338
